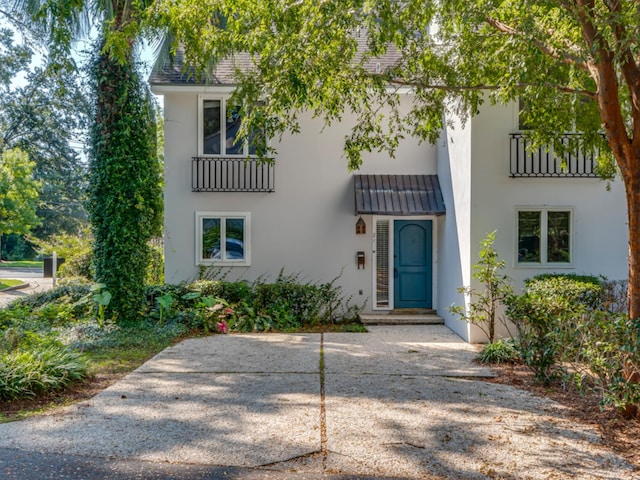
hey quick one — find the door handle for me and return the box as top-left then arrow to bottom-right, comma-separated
394,268 -> 398,278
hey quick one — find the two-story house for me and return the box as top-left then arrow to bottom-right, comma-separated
150,52 -> 628,343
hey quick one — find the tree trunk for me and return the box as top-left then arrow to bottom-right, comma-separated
625,166 -> 640,320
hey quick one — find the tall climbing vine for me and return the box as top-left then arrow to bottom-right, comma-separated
88,45 -> 163,322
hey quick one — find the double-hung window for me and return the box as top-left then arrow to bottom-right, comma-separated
196,212 -> 251,266
517,208 -> 572,265
199,97 -> 263,156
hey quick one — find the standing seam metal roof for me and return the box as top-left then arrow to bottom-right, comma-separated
354,174 -> 446,216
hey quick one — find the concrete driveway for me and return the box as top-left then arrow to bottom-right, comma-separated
0,326 -> 636,479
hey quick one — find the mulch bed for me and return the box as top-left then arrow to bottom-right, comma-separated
0,373 -> 122,422
486,362 -> 640,469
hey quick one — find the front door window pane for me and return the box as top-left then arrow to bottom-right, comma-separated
518,211 -> 541,263
202,218 -> 221,259
547,211 -> 570,262
203,100 -> 221,154
225,218 -> 245,260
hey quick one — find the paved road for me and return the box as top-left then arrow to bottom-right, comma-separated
0,326 -> 636,479
0,269 -> 53,307
0,447 -> 390,480
0,267 -> 45,279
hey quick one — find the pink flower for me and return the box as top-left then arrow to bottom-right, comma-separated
224,308 -> 233,315
216,320 -> 229,334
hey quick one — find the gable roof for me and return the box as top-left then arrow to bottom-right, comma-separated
149,30 -> 402,86
354,174 -> 446,216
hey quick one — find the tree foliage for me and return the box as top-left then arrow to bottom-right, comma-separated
149,0 -> 621,167
0,147 -> 40,239
88,46 -> 162,321
151,0 -> 640,318
0,26 -> 89,237
10,0 -> 164,321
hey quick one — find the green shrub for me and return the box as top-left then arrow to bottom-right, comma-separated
478,338 -> 519,364
172,272 -> 362,333
59,252 -> 93,279
524,274 -> 604,311
601,279 -> 627,314
555,311 -> 640,415
35,229 -> 94,280
13,284 -> 92,309
451,231 -> 513,342
146,243 -> 164,285
507,273 -> 606,384
506,288 -> 577,383
0,285 -> 95,330
0,345 -> 88,400
185,279 -> 224,298
219,281 -> 252,303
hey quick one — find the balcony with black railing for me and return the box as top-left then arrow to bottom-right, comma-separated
192,157 -> 275,192
509,133 -> 599,178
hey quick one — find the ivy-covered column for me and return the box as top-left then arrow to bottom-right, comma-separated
88,43 -> 162,322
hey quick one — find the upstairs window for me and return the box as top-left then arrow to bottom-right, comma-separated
200,97 -> 264,156
517,208 -> 572,265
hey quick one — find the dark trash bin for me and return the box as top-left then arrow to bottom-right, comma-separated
43,257 -> 65,278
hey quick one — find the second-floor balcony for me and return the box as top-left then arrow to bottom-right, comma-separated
509,133 -> 600,178
192,157 -> 275,192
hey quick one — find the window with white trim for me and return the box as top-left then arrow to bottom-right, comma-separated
196,212 -> 251,266
199,97 -> 264,156
517,208 -> 571,265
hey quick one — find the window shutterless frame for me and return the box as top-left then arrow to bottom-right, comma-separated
515,207 -> 573,267
198,95 -> 263,157
195,211 -> 251,266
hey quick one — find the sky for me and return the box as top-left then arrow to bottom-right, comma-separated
1,15 -> 157,86
2,14 -> 162,158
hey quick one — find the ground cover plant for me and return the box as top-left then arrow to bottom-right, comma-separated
0,273 -> 363,407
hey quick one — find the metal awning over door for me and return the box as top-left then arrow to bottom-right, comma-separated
354,174 -> 445,216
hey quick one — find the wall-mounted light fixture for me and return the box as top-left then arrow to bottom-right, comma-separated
356,217 -> 366,234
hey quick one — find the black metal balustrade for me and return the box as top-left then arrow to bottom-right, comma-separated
192,157 -> 275,192
509,133 -> 599,178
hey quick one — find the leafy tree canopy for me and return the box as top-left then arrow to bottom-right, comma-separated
0,25 -> 89,237
150,0 -> 628,171
151,0 -> 640,318
0,147 -> 40,237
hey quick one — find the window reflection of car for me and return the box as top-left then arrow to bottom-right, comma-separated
203,133 -> 221,155
208,238 -> 244,259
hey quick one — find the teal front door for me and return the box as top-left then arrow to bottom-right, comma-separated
394,220 -> 432,309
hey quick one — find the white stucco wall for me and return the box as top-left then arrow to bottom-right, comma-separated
436,117 -> 473,341
466,100 -> 628,342
159,86 -> 628,339
159,89 -> 438,314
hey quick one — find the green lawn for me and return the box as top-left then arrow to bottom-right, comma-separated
0,279 -> 24,290
0,260 -> 43,268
